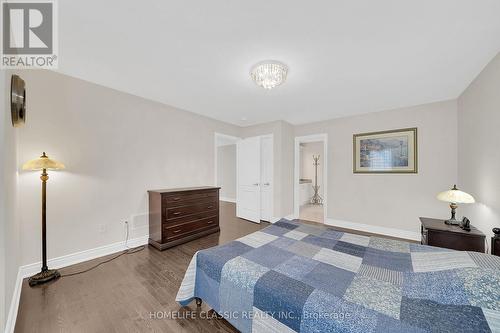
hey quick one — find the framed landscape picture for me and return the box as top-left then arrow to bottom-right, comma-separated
353,127 -> 417,173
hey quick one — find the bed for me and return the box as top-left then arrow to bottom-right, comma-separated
176,219 -> 500,332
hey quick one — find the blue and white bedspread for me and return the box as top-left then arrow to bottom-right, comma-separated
176,219 -> 500,332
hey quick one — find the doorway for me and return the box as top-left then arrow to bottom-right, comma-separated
294,134 -> 328,223
215,133 -> 240,203
236,134 -> 274,223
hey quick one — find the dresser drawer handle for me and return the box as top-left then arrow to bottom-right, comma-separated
207,206 -> 214,209
173,229 -> 181,234
207,220 -> 214,224
173,212 -> 181,216
172,197 -> 181,201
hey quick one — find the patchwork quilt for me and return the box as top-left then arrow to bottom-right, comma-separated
176,219 -> 500,333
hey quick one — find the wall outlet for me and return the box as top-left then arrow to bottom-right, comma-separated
98,224 -> 106,233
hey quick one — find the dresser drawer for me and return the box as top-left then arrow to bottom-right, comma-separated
164,216 -> 218,241
164,194 -> 216,208
166,200 -> 217,220
163,191 -> 217,204
164,210 -> 217,226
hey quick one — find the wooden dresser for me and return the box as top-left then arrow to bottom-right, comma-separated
419,217 -> 485,253
148,187 -> 220,250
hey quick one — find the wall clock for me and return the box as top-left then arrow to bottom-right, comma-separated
11,74 -> 26,127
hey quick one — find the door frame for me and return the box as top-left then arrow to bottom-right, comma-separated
259,134 -> 274,222
294,134 -> 328,221
214,132 -> 240,202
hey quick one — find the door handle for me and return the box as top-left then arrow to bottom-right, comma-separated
263,182 -> 270,186
253,183 -> 260,186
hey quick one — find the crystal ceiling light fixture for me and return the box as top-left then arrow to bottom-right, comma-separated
250,60 -> 288,89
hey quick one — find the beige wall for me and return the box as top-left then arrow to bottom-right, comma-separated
15,70 -> 240,266
0,70 -> 20,331
217,144 -> 236,200
0,69 -> 6,333
458,52 -> 500,241
294,100 -> 458,234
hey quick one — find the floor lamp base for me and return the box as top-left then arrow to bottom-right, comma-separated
29,269 -> 61,287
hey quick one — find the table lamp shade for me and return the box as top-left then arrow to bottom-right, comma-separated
437,185 -> 475,204
22,152 -> 65,171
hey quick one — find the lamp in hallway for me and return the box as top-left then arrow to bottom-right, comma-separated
437,185 -> 475,225
23,152 -> 65,286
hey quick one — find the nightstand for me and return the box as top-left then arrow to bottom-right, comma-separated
419,217 -> 485,253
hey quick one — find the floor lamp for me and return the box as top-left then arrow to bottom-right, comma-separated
23,152 -> 65,287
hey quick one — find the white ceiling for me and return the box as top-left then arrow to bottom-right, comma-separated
58,1 -> 500,126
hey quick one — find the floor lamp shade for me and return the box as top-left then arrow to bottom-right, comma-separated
23,152 -> 65,171
23,152 -> 65,286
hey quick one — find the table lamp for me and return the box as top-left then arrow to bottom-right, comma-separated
437,185 -> 475,225
23,152 -> 65,286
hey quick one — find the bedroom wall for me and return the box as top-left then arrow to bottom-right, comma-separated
13,70 -> 241,266
293,100 -> 458,237
458,52 -> 500,242
0,70 -> 20,332
0,69 -> 6,333
217,144 -> 236,200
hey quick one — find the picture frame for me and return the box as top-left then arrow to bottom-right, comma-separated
353,127 -> 417,174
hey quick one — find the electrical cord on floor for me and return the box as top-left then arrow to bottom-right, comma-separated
60,221 -> 146,278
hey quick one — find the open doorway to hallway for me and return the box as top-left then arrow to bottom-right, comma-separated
294,134 -> 327,223
215,133 -> 239,203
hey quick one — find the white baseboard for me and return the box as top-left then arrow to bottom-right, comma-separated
282,215 -> 420,241
324,218 -> 420,241
219,197 -> 236,203
5,269 -> 22,333
18,235 -> 149,278
4,235 -> 149,333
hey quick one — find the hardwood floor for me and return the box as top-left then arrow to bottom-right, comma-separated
15,202 -> 414,332
299,204 -> 324,223
15,202 -> 266,333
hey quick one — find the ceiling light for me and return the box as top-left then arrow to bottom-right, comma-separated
250,61 -> 288,90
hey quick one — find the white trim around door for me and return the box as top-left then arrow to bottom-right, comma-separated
294,134 -> 328,222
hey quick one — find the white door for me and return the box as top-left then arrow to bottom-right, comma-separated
260,136 -> 273,222
237,136 -> 261,223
